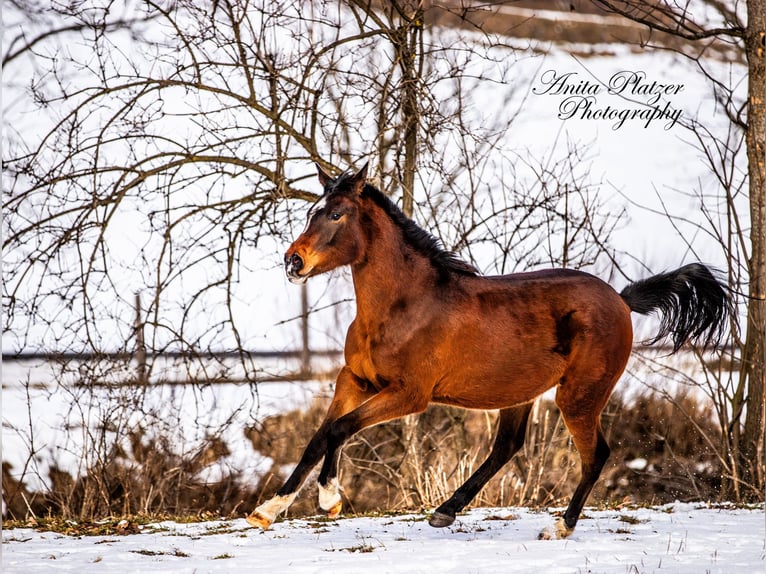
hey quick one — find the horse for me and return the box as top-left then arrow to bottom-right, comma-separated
247,163 -> 730,538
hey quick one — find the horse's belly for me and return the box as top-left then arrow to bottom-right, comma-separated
431,356 -> 566,410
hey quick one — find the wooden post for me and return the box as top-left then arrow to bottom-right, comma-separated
300,283 -> 310,377
134,292 -> 147,385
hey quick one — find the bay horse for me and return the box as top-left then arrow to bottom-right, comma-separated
247,163 -> 730,538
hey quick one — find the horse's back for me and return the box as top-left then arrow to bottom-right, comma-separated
485,267 -> 612,291
468,267 -> 629,321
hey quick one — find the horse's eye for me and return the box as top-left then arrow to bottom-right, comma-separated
329,212 -> 342,221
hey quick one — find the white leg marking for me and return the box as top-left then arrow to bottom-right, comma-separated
318,478 -> 342,517
539,517 -> 575,540
246,492 -> 297,529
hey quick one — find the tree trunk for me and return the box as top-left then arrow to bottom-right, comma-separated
396,3 -> 423,218
741,1 -> 766,498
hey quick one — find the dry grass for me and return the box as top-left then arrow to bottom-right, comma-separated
3,387 -> 724,523
248,388 -> 723,519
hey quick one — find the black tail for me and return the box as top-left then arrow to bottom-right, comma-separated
620,263 -> 731,352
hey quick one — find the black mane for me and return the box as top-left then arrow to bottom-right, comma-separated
354,181 -> 478,276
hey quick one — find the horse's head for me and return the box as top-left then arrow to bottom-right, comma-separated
284,163 -> 369,284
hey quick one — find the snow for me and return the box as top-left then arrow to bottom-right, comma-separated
626,458 -> 648,471
3,503 -> 764,573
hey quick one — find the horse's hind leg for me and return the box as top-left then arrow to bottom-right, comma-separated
544,379 -> 616,539
429,402 -> 534,528
546,416 -> 610,539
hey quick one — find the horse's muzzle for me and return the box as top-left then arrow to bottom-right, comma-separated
285,251 -> 308,284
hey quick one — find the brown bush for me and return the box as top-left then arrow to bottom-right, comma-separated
3,388 -> 724,522
598,391 -> 722,503
244,388 -> 723,519
4,427 -> 258,521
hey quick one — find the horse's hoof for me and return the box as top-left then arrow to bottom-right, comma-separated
246,492 -> 296,529
428,511 -> 455,528
557,519 -> 575,538
326,500 -> 342,519
246,511 -> 273,530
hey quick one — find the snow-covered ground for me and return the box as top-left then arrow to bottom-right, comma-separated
3,503 -> 764,573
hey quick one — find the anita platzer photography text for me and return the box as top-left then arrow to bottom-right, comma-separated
533,68 -> 685,130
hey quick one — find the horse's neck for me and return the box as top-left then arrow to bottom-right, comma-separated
350,219 -> 434,323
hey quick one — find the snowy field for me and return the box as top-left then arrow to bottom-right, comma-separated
3,503 -> 764,573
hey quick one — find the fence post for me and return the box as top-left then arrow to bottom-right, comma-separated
134,292 -> 147,385
301,283 -> 310,377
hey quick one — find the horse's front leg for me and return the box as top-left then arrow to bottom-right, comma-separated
315,385 -> 430,508
246,367 -> 375,529
245,428 -> 325,528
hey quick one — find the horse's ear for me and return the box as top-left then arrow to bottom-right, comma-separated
350,162 -> 369,195
316,163 -> 333,191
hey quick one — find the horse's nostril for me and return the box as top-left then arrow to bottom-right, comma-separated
290,253 -> 304,272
